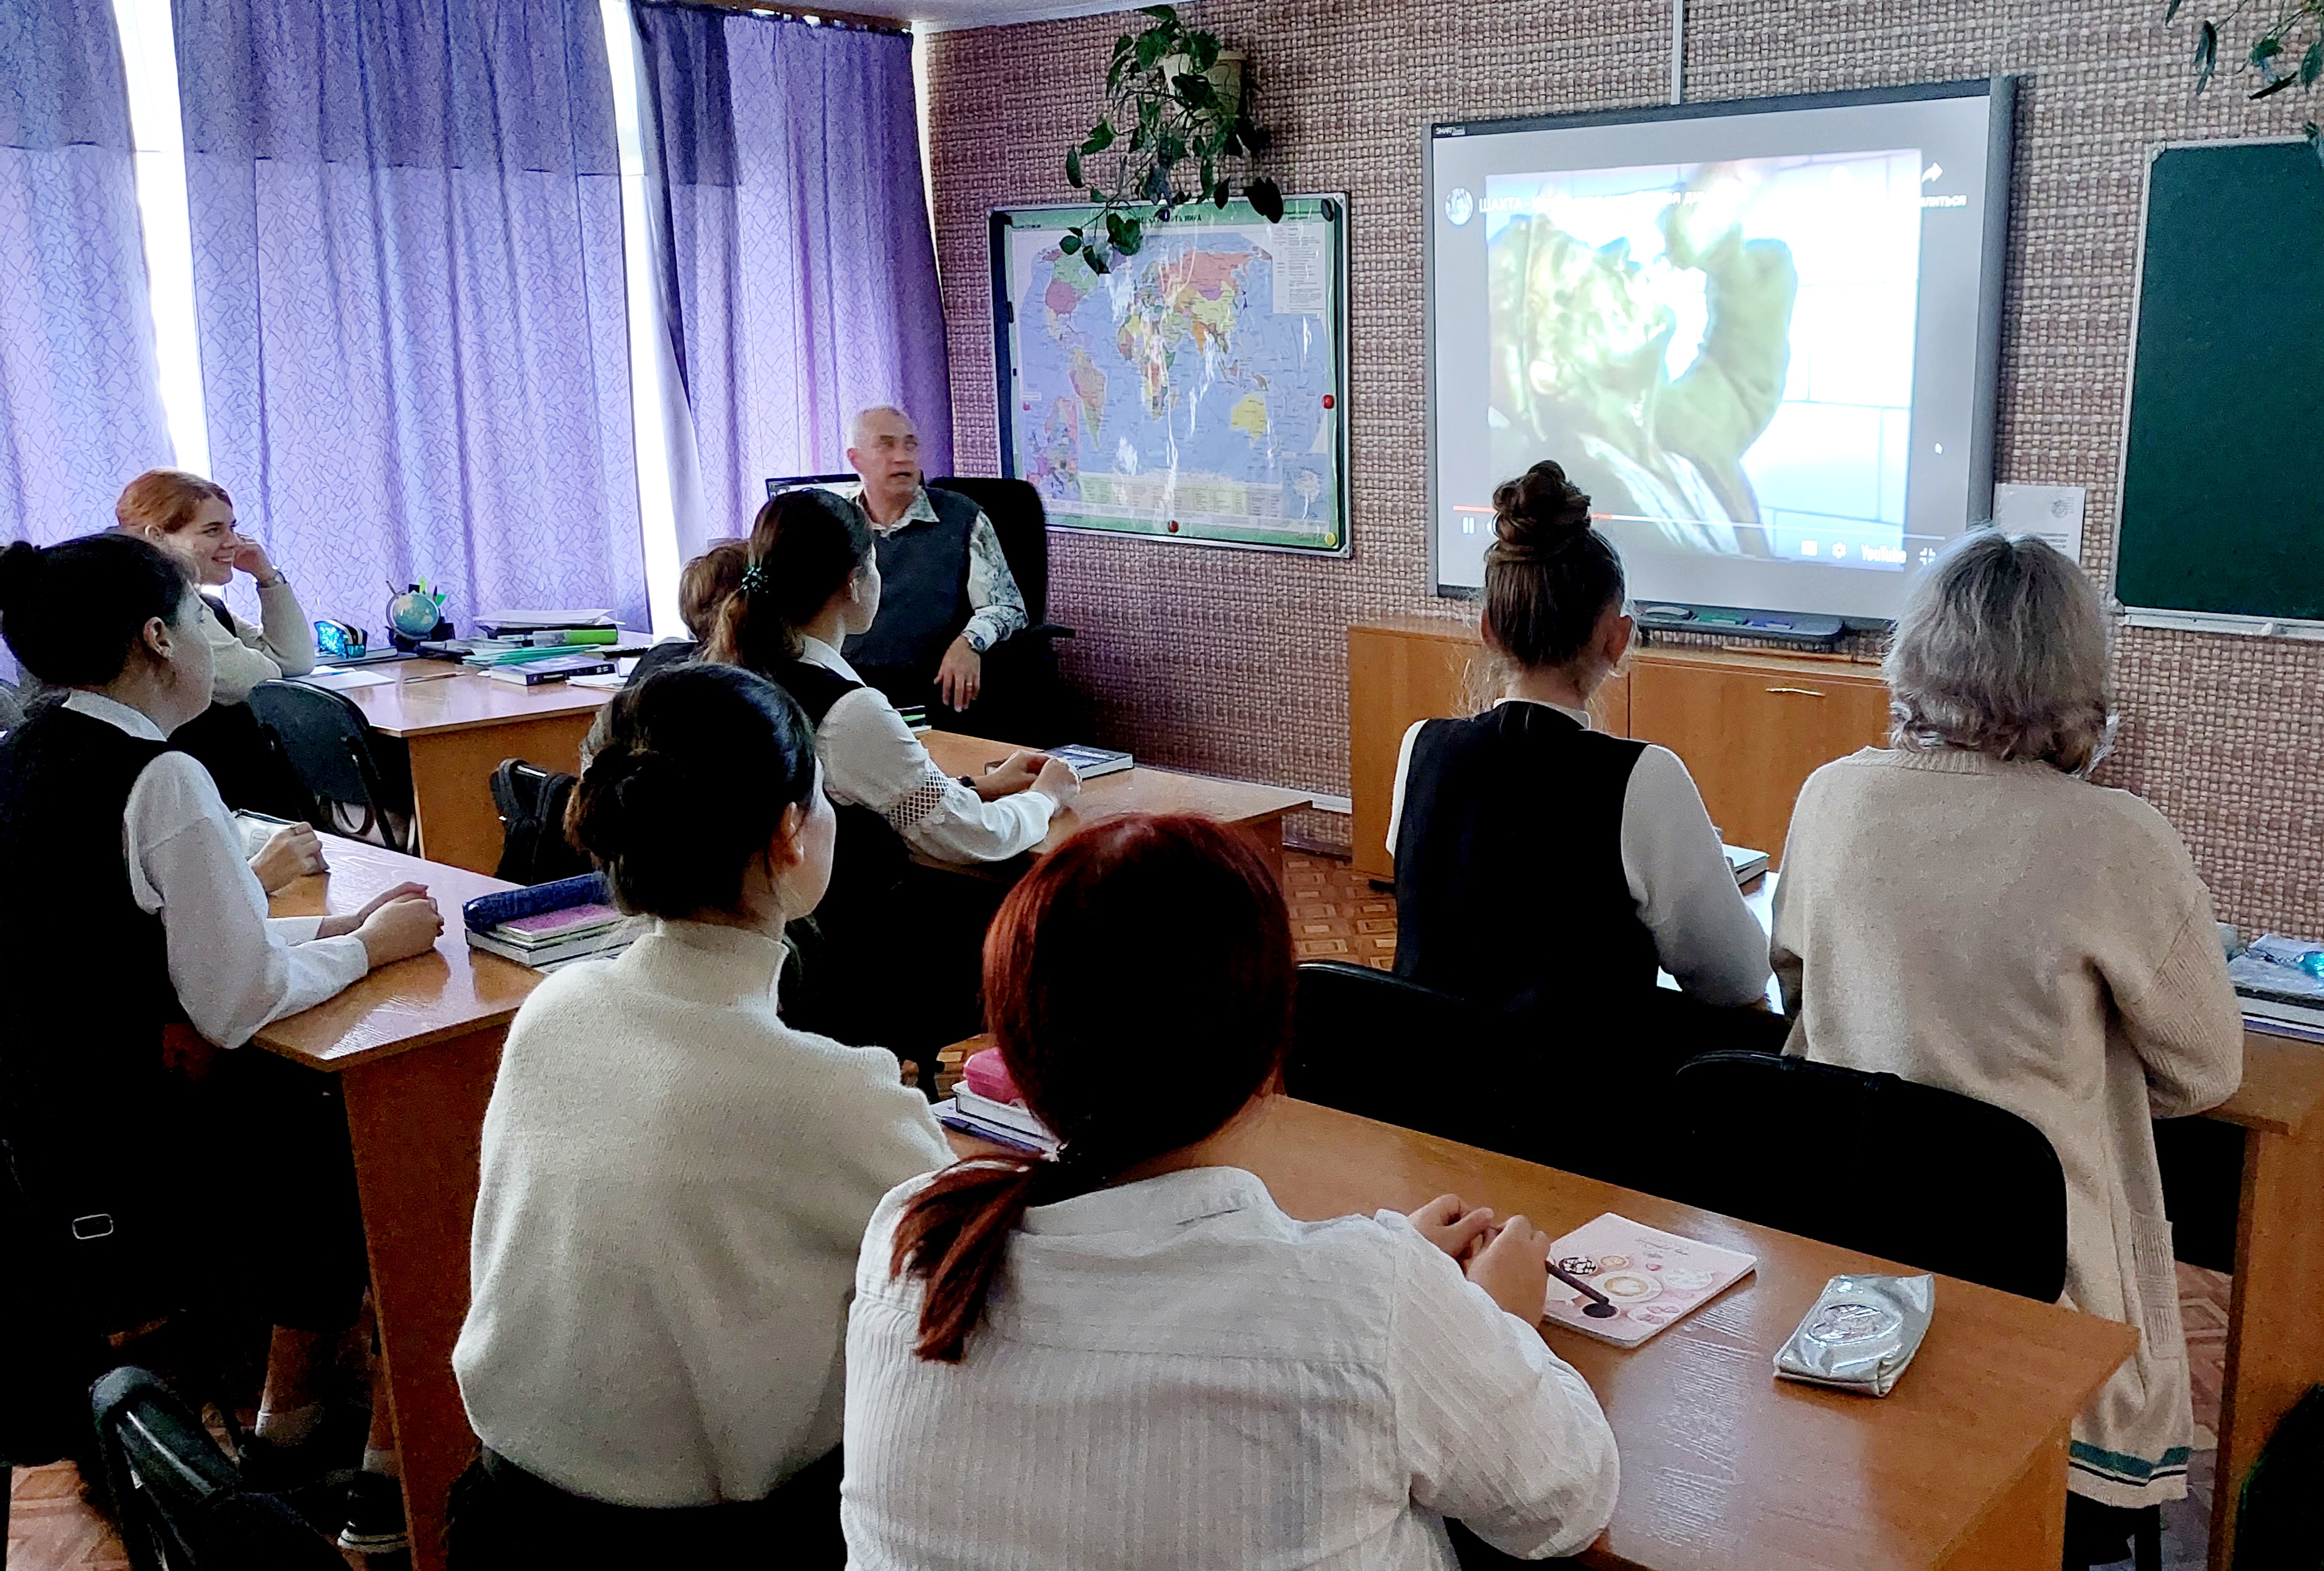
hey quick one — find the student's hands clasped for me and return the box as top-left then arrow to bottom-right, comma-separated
1409,1194 -> 1554,1323
317,881 -> 446,968
975,750 -> 1083,811
250,822 -> 328,892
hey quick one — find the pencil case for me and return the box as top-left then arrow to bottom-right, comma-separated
1774,1273 -> 1935,1397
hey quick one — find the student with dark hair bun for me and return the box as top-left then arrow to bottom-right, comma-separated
1390,459 -> 1769,1015
450,664 -> 951,1567
843,813 -> 1620,1568
0,533 -> 443,1552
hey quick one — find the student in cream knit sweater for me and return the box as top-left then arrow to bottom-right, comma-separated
1772,534 -> 2241,1542
450,665 -> 951,1565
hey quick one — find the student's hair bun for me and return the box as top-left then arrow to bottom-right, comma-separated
1490,460 -> 1595,561
564,665 -> 820,920
0,532 -> 193,688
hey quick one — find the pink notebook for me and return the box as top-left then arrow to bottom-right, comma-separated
1540,1213 -> 1757,1347
497,902 -> 623,941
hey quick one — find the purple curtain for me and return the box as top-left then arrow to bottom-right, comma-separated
0,0 -> 172,547
175,0 -> 648,634
635,5 -> 951,542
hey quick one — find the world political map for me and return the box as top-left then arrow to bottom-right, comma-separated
1001,207 -> 1346,552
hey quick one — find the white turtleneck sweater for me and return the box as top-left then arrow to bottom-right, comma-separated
453,918 -> 953,1507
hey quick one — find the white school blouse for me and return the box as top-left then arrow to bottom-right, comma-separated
1388,696 -> 1772,1007
66,691 -> 367,1046
796,634 -> 1054,863
844,1165 -> 1621,1568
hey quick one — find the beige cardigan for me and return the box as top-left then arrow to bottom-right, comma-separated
1770,747 -> 2242,1509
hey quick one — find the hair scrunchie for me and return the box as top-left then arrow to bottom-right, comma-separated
739,559 -> 774,596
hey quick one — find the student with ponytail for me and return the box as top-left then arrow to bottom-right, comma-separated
843,814 -> 1620,1568
705,487 -> 1079,1080
1390,459 -> 1770,1016
451,664 -> 950,1564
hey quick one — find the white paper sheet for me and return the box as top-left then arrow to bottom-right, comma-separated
1991,483 -> 2086,564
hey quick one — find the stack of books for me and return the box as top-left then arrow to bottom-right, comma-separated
1049,744 -> 1133,779
463,874 -> 636,972
934,1086 -> 1056,1153
482,651 -> 616,686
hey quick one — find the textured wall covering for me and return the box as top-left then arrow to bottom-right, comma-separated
924,0 -> 2324,935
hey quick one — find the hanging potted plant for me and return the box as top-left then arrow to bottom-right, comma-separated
1060,4 -> 1283,274
2168,0 -> 2324,161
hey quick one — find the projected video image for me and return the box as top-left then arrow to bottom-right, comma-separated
1486,150 -> 1923,572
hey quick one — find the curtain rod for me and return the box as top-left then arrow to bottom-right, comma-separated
640,0 -> 912,36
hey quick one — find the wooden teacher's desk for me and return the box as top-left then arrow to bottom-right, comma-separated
258,834 -> 537,1571
918,730 -> 1312,880
330,660 -> 613,875
945,1098 -> 2135,1571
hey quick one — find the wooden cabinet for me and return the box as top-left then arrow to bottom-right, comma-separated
1625,649 -> 1891,865
1346,618 -> 1886,878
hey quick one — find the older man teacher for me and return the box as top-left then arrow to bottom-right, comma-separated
842,405 -> 1029,728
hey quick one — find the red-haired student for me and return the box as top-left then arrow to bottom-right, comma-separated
842,814 -> 1620,1568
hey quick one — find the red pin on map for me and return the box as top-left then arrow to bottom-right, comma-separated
1322,394 -> 1336,409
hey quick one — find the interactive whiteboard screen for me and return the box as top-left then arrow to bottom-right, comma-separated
1427,81 -> 2012,621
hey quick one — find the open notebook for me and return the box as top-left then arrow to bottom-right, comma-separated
1540,1213 -> 1756,1348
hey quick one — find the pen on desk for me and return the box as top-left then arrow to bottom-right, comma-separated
1549,1261 -> 1619,1318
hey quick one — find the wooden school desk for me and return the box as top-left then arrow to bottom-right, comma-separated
259,834 -> 539,1571
943,1096 -> 2136,1571
327,660 -> 615,875
1723,874 -> 2324,1568
919,730 -> 1313,881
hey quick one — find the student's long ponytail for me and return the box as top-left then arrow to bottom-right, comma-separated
707,488 -> 873,675
889,814 -> 1294,1363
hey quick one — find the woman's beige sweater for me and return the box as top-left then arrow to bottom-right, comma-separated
1770,747 -> 2243,1508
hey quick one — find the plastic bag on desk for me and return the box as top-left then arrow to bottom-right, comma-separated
1774,1273 -> 1935,1397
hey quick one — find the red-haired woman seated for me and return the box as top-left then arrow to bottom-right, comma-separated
842,814 -> 1621,1567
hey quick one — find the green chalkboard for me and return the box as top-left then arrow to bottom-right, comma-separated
2116,141 -> 2324,626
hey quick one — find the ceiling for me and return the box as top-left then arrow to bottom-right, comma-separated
848,0 -> 1161,33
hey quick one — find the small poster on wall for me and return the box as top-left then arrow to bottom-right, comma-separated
990,195 -> 1350,557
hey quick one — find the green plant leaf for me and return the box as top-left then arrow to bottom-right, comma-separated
2195,19 -> 2218,90
2165,0 -> 2182,19
1119,217 -> 1144,255
1112,31 -> 1134,58
1200,157 -> 1214,196
2251,33 -> 2284,68
1082,119 -> 1116,155
1213,177 -> 1231,208
1191,33 -> 1221,71
1246,174 -> 1284,223
1158,132 -> 1185,165
1059,232 -> 1082,254
1065,149 -> 1082,187
1175,71 -> 1215,110
1136,3 -> 1178,23
2303,39 -> 2322,87
2253,70 -> 2299,97
1135,27 -> 1173,72
1086,246 -> 1110,275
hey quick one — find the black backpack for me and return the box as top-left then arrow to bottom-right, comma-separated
2236,1384 -> 2324,1569
490,760 -> 592,886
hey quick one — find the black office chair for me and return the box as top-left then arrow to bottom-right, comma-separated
929,475 -> 1080,743
91,1367 -> 346,1571
244,680 -> 415,853
1671,1050 -> 2069,1300
1287,961 -> 1526,1153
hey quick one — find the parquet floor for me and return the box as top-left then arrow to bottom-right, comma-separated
8,853 -> 2235,1570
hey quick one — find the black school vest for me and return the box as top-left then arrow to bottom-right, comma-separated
843,487 -> 978,692
1392,703 -> 1659,1013
758,656 -> 911,924
0,706 -> 192,1266
172,596 -> 309,819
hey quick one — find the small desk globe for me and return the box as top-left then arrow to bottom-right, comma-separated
388,590 -> 442,639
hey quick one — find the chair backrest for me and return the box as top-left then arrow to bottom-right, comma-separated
90,1367 -> 346,1571
490,759 -> 591,886
242,680 -> 386,809
930,476 -> 1054,626
1288,962 -> 1525,1153
1672,1051 -> 2069,1301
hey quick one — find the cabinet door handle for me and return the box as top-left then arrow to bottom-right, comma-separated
1765,686 -> 1827,698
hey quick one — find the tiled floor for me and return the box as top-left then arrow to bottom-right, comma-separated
8,853 -> 2237,1570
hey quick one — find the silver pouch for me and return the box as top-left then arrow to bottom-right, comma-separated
1773,1273 -> 1935,1397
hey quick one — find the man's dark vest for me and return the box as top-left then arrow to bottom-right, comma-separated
843,487 -> 980,696
0,704 -> 197,1316
1392,703 -> 1659,1014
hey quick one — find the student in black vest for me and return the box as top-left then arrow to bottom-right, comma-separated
1391,460 -> 1770,1021
842,405 -> 1028,725
115,468 -> 325,885
0,533 -> 446,1552
707,488 -> 1078,1088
